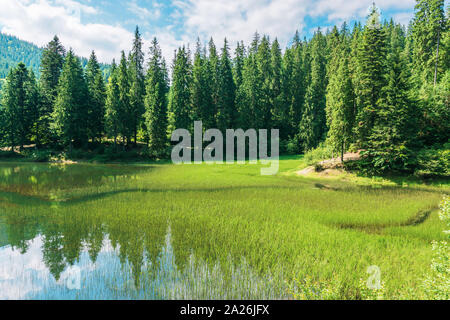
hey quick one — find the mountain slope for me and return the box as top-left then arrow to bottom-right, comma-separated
0,32 -> 111,81
0,33 -> 42,79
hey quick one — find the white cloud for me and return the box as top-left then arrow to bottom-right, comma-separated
0,0 -> 418,65
127,0 -> 161,21
172,0 -> 416,52
0,0 -> 133,63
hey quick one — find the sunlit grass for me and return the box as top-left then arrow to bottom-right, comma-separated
0,157 -> 448,299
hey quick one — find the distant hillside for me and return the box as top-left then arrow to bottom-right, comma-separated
0,32 -> 110,80
0,33 -> 42,78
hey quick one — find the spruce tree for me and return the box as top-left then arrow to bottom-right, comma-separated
169,47 -> 192,131
118,51 -> 132,146
366,24 -> 417,172
270,38 -> 288,138
354,5 -> 387,146
1,63 -> 39,150
86,51 -> 106,143
145,38 -> 169,157
52,50 -> 89,149
233,41 -> 246,129
299,29 -> 327,151
326,54 -> 355,161
255,35 -> 272,130
105,61 -> 121,148
128,26 -> 145,145
412,0 -> 446,85
216,38 -> 236,132
191,39 -> 214,128
207,38 -> 219,127
39,36 -> 65,145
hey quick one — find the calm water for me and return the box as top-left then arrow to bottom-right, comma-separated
0,163 -> 285,300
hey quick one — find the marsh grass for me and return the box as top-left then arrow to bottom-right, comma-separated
0,157 -> 448,299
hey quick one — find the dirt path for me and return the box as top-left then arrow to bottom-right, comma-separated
297,151 -> 361,177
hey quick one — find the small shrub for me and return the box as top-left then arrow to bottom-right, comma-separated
415,144 -> 450,178
303,143 -> 333,166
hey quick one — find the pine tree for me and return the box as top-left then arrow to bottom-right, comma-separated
39,36 -> 65,145
365,24 -> 417,172
354,5 -> 387,146
191,39 -> 214,128
270,38 -> 288,138
105,60 -> 121,148
52,50 -> 89,149
216,38 -> 236,132
299,29 -> 327,151
145,38 -> 169,157
233,41 -> 246,129
255,35 -> 272,130
412,0 -> 446,85
118,51 -> 132,146
239,46 -> 260,130
207,38 -> 219,127
86,51 -> 106,143
326,53 -> 355,161
169,47 -> 192,131
1,63 -> 39,150
286,36 -> 306,140
128,26 -> 145,145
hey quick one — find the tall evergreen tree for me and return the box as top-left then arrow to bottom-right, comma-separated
216,38 -> 236,132
169,46 -> 192,131
1,63 -> 39,150
145,38 -> 169,157
354,5 -> 387,146
118,51 -> 132,145
128,26 -> 145,145
326,53 -> 355,161
191,39 -> 214,128
365,24 -> 418,172
255,35 -> 272,130
207,38 -> 219,127
270,38 -> 288,137
299,29 -> 327,151
39,36 -> 65,145
86,51 -> 106,143
105,61 -> 121,148
412,0 -> 446,85
52,50 -> 89,149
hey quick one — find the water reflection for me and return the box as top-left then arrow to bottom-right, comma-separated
0,162 -> 147,200
0,163 -> 287,300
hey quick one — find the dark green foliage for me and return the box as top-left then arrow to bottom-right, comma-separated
1,63 -> 39,150
216,39 -> 236,132
192,39 -> 214,129
128,27 -> 146,144
86,51 -> 106,142
52,50 -> 89,148
105,61 -> 121,146
39,36 -> 65,145
0,2 -> 447,174
169,47 -> 192,131
145,38 -> 169,157
117,51 -> 132,144
354,5 -> 387,145
299,30 -> 327,151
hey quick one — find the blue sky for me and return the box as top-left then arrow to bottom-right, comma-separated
0,0 -> 434,63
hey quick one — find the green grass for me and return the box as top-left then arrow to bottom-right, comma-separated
0,157 -> 448,299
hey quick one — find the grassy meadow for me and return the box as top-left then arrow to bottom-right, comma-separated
0,157 -> 448,299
